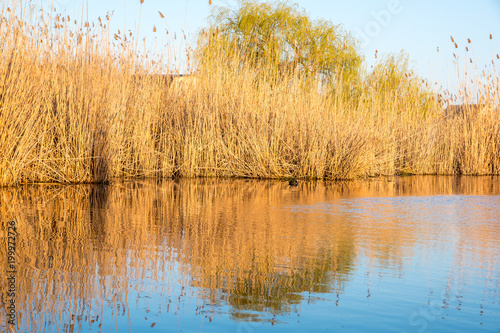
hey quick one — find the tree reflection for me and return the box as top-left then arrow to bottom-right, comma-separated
0,176 -> 499,331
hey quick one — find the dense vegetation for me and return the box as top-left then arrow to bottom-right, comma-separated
197,1 -> 362,96
0,0 -> 499,187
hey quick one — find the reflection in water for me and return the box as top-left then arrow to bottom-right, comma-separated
0,176 -> 499,332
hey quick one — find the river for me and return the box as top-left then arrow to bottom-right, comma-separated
1,176 -> 499,332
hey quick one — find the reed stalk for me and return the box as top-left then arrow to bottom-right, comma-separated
0,1 -> 499,187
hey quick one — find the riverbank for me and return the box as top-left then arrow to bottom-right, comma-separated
1,3 -> 499,187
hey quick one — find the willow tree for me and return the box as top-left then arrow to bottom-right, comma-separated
196,0 -> 363,94
364,52 -> 440,116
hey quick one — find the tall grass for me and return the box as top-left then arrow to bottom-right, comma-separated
0,2 -> 499,187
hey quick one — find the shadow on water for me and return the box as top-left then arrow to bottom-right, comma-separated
0,176 -> 499,332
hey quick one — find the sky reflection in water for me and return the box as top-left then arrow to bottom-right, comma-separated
0,176 -> 499,332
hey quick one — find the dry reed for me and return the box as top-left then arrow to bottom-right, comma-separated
0,2 -> 499,187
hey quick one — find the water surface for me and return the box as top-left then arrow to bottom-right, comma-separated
1,176 -> 499,332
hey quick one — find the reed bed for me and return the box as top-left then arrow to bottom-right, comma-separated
0,2 -> 499,187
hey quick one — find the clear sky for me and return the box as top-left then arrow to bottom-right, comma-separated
50,0 -> 500,93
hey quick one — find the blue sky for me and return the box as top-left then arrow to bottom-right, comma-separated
50,0 -> 500,92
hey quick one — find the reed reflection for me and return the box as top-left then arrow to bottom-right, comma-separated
0,176 -> 499,331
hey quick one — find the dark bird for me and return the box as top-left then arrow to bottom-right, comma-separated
289,179 -> 298,186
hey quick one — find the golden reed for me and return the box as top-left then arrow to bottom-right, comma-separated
0,2 -> 499,187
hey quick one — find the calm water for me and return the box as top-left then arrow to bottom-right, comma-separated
1,176 -> 499,332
